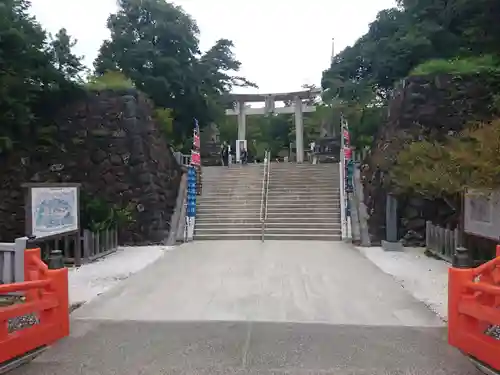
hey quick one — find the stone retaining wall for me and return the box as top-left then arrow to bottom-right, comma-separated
0,89 -> 181,244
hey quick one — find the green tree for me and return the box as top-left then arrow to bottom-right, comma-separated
321,0 -> 500,150
94,0 -> 256,144
48,28 -> 85,81
0,0 -> 72,151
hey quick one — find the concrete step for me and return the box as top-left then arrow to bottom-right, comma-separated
266,208 -> 341,214
267,192 -> 341,197
271,169 -> 340,172
197,203 -> 261,208
196,217 -> 260,222
198,197 -> 262,202
268,201 -> 341,206
263,234 -> 342,241
266,214 -> 341,222
269,184 -> 340,189
196,218 -> 261,224
198,195 -> 262,200
270,177 -> 340,180
269,181 -> 340,185
270,167 -> 338,170
202,186 -> 263,191
265,226 -> 342,234
200,195 -> 262,199
198,197 -> 263,202
265,222 -> 341,229
266,199 -> 340,205
203,168 -> 263,173
203,177 -> 263,182
196,210 -> 260,216
197,199 -> 262,204
270,181 -> 340,185
196,211 -> 260,216
197,201 -> 262,206
267,191 -> 340,195
270,175 -> 339,179
270,175 -> 340,178
270,170 -> 340,173
265,211 -> 342,217
266,205 -> 341,211
196,222 -> 263,229
266,213 -> 340,219
267,187 -> 341,192
197,214 -> 260,219
198,202 -> 262,208
193,233 -> 262,240
195,227 -> 262,235
266,199 -> 340,203
197,210 -> 260,216
201,189 -> 263,195
269,173 -> 339,176
197,212 -> 260,217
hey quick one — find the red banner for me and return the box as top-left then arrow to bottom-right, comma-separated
191,150 -> 200,166
343,130 -> 350,145
344,147 -> 352,160
193,134 -> 200,149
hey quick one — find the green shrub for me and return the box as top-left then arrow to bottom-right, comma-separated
391,118 -> 500,197
154,108 -> 174,139
410,55 -> 500,76
85,71 -> 135,91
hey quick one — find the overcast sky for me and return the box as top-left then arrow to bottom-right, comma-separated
30,0 -> 396,94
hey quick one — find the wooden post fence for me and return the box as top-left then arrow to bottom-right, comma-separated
425,221 -> 460,262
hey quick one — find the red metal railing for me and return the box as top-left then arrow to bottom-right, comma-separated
0,248 -> 69,364
448,246 -> 500,370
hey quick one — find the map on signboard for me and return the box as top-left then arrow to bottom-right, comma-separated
31,187 -> 78,238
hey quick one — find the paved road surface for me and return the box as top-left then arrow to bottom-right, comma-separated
12,241 -> 479,374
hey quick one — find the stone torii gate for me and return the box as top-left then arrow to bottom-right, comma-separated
225,89 -> 320,163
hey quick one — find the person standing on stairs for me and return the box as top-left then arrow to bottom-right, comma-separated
221,142 -> 229,167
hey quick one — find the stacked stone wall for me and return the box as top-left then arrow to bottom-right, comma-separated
363,73 -> 500,244
0,89 -> 181,244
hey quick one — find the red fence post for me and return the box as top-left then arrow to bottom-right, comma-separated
49,268 -> 70,337
448,266 -> 472,346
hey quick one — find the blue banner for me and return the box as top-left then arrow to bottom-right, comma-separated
186,165 -> 197,218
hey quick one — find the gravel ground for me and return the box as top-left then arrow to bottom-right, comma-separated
356,246 -> 450,321
68,245 -> 172,306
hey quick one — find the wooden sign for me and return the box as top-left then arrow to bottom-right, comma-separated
464,189 -> 500,240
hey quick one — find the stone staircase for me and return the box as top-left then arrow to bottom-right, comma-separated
265,163 -> 342,241
194,164 -> 265,240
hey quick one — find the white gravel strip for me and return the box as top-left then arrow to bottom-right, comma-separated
357,246 -> 450,321
68,245 -> 172,306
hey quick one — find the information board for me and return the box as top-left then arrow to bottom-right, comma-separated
464,189 -> 500,240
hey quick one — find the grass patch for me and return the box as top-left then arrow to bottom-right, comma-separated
410,55 -> 500,76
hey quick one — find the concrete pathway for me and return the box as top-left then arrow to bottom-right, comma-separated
12,241 -> 479,374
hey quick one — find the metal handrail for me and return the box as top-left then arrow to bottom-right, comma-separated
259,151 -> 270,242
264,152 -> 271,223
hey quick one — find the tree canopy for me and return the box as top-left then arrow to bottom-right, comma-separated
321,0 -> 500,149
0,0 -> 259,153
0,0 -> 85,151
93,0 -> 257,144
